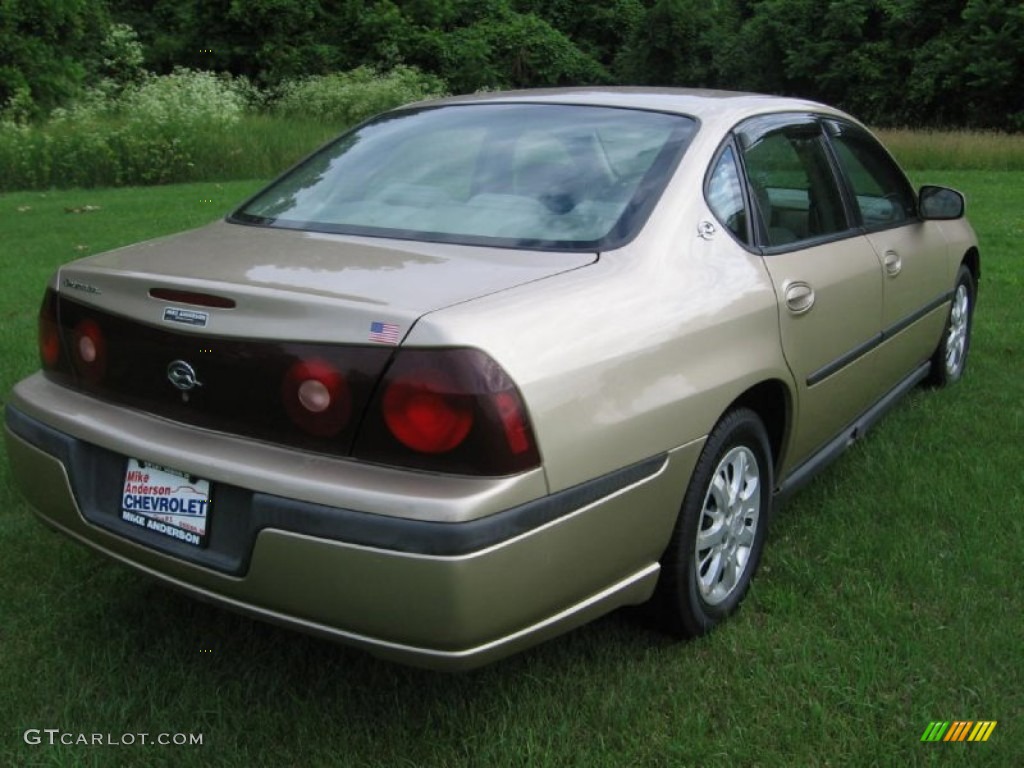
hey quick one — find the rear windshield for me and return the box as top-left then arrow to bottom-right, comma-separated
230,103 -> 697,251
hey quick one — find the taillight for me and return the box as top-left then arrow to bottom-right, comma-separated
382,367 -> 474,453
354,348 -> 541,475
38,290 -> 61,369
71,318 -> 107,382
282,358 -> 352,437
494,391 -> 532,455
40,291 -> 538,476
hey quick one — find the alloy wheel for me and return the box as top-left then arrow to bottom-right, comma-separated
694,445 -> 761,606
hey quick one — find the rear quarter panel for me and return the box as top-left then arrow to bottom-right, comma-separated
407,147 -> 795,494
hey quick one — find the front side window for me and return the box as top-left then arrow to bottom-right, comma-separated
827,122 -> 916,230
231,103 -> 698,251
739,122 -> 851,248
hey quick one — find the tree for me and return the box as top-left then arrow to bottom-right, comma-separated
959,0 -> 1024,129
616,0 -> 736,87
714,0 -> 1021,129
511,0 -> 647,68
91,0 -> 1023,130
0,0 -> 110,118
357,0 -> 609,92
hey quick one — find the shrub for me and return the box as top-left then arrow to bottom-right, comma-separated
51,67 -> 253,130
99,23 -> 146,87
0,120 -> 45,188
271,66 -> 447,127
0,66 -> 446,190
0,69 -> 260,190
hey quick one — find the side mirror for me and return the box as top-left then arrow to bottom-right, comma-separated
919,186 -> 965,220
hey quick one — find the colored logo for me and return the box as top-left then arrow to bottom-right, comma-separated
368,320 -> 401,345
921,721 -> 997,742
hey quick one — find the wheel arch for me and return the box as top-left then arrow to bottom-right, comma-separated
962,246 -> 980,284
725,379 -> 791,479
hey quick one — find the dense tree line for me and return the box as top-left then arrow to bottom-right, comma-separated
2,0 -> 1022,130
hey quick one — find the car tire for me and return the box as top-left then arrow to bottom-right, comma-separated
653,408 -> 773,638
927,264 -> 976,387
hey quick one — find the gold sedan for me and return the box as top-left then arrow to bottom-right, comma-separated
5,89 -> 978,668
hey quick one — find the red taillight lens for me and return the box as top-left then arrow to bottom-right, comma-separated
40,327 -> 61,368
71,318 -> 106,381
38,291 -> 61,369
383,368 -> 474,453
354,348 -> 541,475
282,358 -> 352,437
494,391 -> 532,455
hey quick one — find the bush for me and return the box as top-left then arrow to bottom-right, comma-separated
52,67 -> 253,129
0,69 -> 258,190
98,23 -> 146,86
271,66 -> 447,126
0,66 -> 447,191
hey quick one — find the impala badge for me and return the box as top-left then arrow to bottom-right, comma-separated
62,278 -> 102,295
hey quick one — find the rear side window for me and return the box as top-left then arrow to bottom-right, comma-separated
740,123 -> 851,248
827,122 -> 916,230
706,146 -> 749,244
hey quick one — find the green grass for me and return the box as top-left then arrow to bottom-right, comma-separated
1,174 -> 1022,766
877,129 -> 1024,171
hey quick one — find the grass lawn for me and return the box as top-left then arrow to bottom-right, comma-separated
1,175 -> 1021,767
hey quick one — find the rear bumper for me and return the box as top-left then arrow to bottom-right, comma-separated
5,376 -> 701,669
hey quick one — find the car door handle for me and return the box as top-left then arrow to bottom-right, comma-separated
883,250 -> 902,277
784,281 -> 815,315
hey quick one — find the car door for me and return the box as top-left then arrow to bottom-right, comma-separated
736,116 -> 885,471
824,120 -> 952,391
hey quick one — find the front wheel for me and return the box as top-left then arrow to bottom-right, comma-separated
927,265 -> 976,387
652,408 -> 773,637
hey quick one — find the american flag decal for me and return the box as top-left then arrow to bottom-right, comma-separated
368,321 -> 401,345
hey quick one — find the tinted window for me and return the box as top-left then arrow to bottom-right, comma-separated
740,124 -> 850,248
706,146 -> 749,244
232,104 -> 698,251
827,122 -> 916,229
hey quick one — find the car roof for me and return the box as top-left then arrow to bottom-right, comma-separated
406,87 -> 846,126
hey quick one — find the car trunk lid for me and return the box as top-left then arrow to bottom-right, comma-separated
44,220 -> 593,461
57,220 -> 596,345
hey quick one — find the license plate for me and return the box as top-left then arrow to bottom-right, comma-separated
120,459 -> 211,548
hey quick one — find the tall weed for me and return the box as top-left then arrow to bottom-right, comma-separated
0,69 -> 255,190
0,66 -> 445,191
271,66 -> 447,126
875,128 -> 1024,171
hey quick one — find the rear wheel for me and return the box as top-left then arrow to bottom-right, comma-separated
928,264 -> 975,386
653,408 -> 773,637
